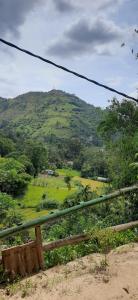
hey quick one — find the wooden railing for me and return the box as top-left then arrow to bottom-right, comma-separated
0,184 -> 138,277
42,220 -> 138,251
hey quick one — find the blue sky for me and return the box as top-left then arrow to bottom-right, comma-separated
0,0 -> 137,107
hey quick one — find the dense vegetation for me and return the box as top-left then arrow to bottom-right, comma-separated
43,97 -> 138,267
0,89 -> 104,144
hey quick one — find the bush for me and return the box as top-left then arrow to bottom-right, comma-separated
63,185 -> 97,208
44,228 -> 137,268
0,157 -> 31,196
53,171 -> 59,177
36,199 -> 59,211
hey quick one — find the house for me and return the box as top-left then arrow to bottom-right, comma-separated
97,177 -> 110,183
46,169 -> 54,176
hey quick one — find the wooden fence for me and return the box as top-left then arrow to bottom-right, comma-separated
0,184 -> 138,278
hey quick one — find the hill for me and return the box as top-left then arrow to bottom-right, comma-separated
0,90 -> 104,145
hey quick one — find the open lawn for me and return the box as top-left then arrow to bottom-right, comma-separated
57,168 -> 80,177
17,207 -> 49,220
74,176 -> 106,193
17,169 -> 107,221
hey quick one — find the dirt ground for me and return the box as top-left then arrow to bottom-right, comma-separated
0,243 -> 138,300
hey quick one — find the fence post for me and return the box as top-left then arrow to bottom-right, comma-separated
35,226 -> 45,270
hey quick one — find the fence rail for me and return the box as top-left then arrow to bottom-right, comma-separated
1,220 -> 138,273
0,184 -> 137,239
42,220 -> 138,251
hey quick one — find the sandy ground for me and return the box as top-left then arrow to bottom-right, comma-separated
0,243 -> 138,300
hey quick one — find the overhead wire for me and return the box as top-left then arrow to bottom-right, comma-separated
0,38 -> 137,103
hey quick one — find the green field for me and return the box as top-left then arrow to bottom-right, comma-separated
57,168 -> 80,177
16,169 -> 106,220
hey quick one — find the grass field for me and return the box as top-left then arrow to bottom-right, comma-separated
57,168 -> 80,177
16,169 -> 107,220
74,176 -> 106,191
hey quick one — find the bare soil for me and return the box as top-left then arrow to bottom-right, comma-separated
0,243 -> 138,300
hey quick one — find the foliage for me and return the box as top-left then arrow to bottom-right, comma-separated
16,154 -> 35,176
36,199 -> 59,211
0,192 -> 23,233
63,184 -> 97,208
64,138 -> 82,160
130,152 -> 138,179
98,98 -> 138,139
0,192 -> 15,224
6,152 -> 35,176
0,90 -> 105,167
24,140 -> 48,176
12,91 -> 104,143
98,98 -> 138,188
64,175 -> 72,190
44,228 -> 137,268
80,147 -> 108,178
0,157 -> 31,196
0,134 -> 15,157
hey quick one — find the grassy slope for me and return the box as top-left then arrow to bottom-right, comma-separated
17,169 -> 106,220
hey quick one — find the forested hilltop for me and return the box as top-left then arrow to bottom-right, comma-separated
0,89 -> 104,146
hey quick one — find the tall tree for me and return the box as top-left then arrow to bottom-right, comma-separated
98,98 -> 138,188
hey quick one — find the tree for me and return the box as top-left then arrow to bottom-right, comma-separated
63,184 -> 97,208
130,153 -> 138,179
98,98 -> 138,139
17,154 -> 35,176
0,134 -> 15,157
64,176 -> 72,190
121,28 -> 138,60
64,138 -> 82,160
80,148 -> 108,178
98,98 -> 138,188
0,192 -> 22,227
6,151 -> 35,176
78,184 -> 92,202
24,140 -> 48,176
0,157 -> 31,196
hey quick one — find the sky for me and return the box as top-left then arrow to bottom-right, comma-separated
0,0 -> 138,107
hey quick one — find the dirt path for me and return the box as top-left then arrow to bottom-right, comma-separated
0,243 -> 138,300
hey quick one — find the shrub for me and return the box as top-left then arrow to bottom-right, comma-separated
36,199 -> 59,211
44,228 -> 137,268
0,157 -> 31,196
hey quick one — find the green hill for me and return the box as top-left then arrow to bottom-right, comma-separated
0,90 -> 104,145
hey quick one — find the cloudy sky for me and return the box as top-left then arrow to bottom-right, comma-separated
0,0 -> 138,107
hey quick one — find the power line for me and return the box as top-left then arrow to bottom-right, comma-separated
0,38 -> 137,103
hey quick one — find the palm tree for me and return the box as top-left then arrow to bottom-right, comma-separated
77,184 -> 92,202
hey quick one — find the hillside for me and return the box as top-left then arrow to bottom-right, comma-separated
0,90 -> 104,145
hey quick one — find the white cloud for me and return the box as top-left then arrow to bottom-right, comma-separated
47,17 -> 125,58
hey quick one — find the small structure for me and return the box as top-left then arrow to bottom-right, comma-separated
46,169 -> 54,175
41,169 -> 55,176
97,177 -> 110,183
66,161 -> 73,167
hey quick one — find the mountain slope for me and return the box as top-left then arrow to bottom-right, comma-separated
0,90 -> 105,145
